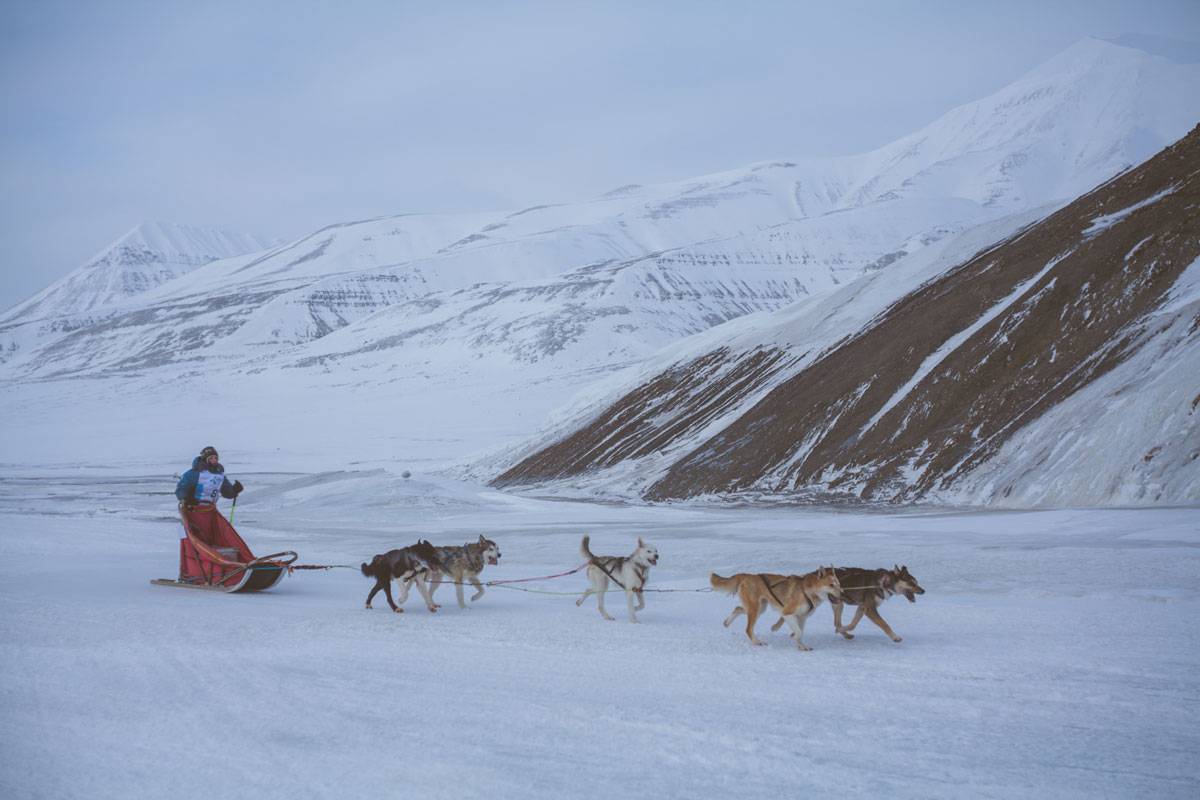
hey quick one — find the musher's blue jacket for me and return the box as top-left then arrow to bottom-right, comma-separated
175,457 -> 239,504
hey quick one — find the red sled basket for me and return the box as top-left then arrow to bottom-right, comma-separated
152,504 -> 297,593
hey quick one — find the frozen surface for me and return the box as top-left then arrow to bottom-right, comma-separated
1,471 -> 1197,799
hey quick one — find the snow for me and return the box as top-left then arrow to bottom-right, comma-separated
0,41 -> 1196,512
860,251 -> 1069,438
0,222 -> 277,323
0,471 -> 1197,798
946,266 -> 1200,507
1083,185 -> 1179,237
496,207 -> 1054,501
2,36 -> 1199,794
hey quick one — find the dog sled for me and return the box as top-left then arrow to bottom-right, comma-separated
151,504 -> 298,593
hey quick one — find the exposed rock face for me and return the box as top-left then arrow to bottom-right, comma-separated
494,126 -> 1200,503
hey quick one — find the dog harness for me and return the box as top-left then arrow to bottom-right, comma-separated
592,557 -> 647,592
760,575 -> 786,607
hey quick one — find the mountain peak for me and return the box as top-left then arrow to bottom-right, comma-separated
91,221 -> 272,267
1104,33 -> 1200,64
848,34 -> 1200,212
2,221 -> 274,324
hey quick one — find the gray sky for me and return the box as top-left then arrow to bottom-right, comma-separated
2,0 -> 1198,311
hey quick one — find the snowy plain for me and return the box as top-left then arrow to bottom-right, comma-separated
1,469 -> 1197,799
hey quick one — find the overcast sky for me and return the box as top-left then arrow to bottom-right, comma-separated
1,0 -> 1198,311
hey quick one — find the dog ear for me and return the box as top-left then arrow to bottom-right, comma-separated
637,536 -> 645,547
478,534 -> 487,544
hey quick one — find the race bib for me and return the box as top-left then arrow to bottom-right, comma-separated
195,470 -> 225,503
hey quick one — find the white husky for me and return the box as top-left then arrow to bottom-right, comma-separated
576,535 -> 659,623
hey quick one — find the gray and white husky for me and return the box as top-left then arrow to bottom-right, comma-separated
415,535 -> 502,609
576,535 -> 659,623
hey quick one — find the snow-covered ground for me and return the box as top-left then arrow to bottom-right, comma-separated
1,470 -> 1197,798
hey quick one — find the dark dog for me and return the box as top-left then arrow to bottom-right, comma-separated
771,564 -> 925,642
361,540 -> 445,613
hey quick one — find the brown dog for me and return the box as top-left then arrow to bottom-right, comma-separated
361,540 -> 445,613
771,565 -> 925,642
710,567 -> 842,650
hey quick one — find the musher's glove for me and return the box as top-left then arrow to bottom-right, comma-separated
232,480 -> 244,496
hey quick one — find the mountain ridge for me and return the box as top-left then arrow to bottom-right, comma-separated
1,37 -> 1197,507
1,221 -> 276,324
493,125 -> 1200,506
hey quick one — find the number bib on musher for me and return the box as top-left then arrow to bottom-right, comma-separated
193,470 -> 226,504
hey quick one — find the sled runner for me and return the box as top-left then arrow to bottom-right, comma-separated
151,504 -> 297,593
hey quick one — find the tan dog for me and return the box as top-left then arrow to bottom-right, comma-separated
770,565 -> 925,642
710,567 -> 842,650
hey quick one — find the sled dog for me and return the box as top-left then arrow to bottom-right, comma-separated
710,567 -> 842,650
576,535 -> 658,623
361,541 -> 445,613
772,565 -> 924,642
419,535 -> 502,609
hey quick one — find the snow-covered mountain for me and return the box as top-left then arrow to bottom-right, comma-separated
495,124 -> 1200,506
1,37 -> 1197,499
1,221 -> 275,325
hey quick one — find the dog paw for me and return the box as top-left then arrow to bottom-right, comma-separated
841,632 -> 855,640
392,607 -> 404,614
892,636 -> 903,643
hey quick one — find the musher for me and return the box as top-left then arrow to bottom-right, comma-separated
175,446 -> 243,508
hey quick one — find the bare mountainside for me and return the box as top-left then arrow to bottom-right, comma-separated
494,125 -> 1200,505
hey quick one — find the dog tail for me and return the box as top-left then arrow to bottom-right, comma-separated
580,535 -> 595,562
361,557 -> 380,578
709,572 -> 740,594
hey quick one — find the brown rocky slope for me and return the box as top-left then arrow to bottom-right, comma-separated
494,126 -> 1200,503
